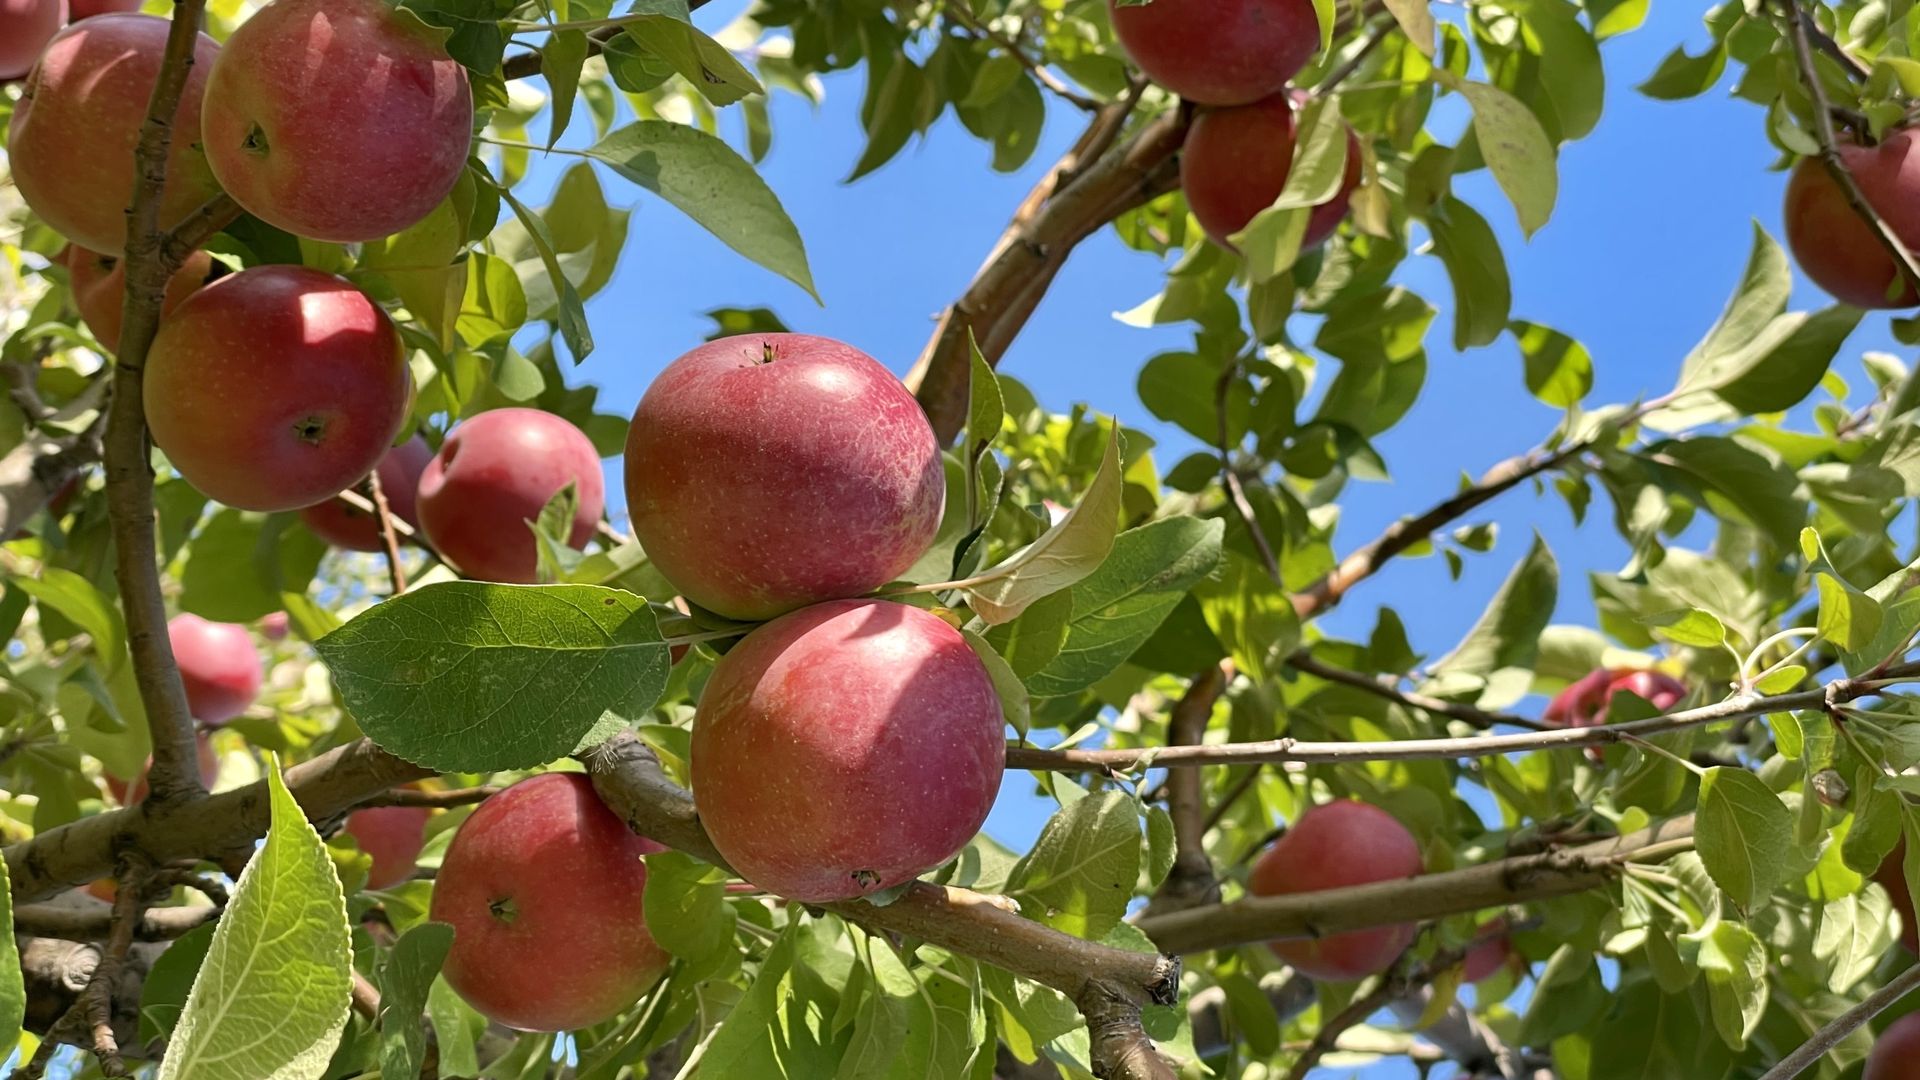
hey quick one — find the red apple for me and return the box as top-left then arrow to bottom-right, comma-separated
1106,0 -> 1319,106
67,0 -> 140,18
625,334 -> 944,622
1248,801 -> 1424,981
201,0 -> 473,242
64,244 -> 216,353
415,409 -> 605,584
0,0 -> 65,81
1875,841 -> 1919,955
1461,919 -> 1513,983
692,599 -> 1004,902
1867,1010 -> 1920,1080
430,773 -> 668,1032
1181,93 -> 1362,251
168,613 -> 262,726
144,265 -> 412,513
1544,668 -> 1686,728
1785,133 -> 1920,309
345,805 -> 431,891
299,435 -> 433,552
8,14 -> 223,255
104,730 -> 220,805
258,611 -> 290,641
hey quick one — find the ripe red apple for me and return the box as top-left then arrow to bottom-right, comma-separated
1248,801 -> 1424,981
8,14 -> 223,255
1181,93 -> 1363,252
1874,841 -> 1919,955
104,730 -> 220,805
345,805 -> 432,891
67,0 -> 140,18
1867,1010 -> 1920,1080
145,265 -> 412,513
1544,668 -> 1686,728
168,613 -> 262,726
0,0 -> 65,81
416,409 -> 604,584
692,599 -> 1004,902
1784,133 -> 1920,309
299,435 -> 433,552
201,0 -> 473,242
64,244 -> 217,353
1106,0 -> 1319,106
625,334 -> 945,621
430,773 -> 668,1032
1461,919 -> 1513,983
257,611 -> 290,641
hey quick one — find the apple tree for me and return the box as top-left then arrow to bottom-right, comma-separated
4,0 -> 1920,1077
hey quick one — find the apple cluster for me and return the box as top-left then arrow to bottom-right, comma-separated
1107,0 -> 1362,252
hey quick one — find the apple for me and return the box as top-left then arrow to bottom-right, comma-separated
692,599 -> 1004,902
1180,92 -> 1363,252
1248,801 -> 1424,981
1544,668 -> 1687,728
64,244 -> 217,353
430,773 -> 668,1032
1784,133 -> 1920,309
345,805 -> 431,891
144,265 -> 412,513
201,0 -> 473,243
8,14 -> 223,256
299,435 -> 434,552
1460,919 -> 1513,984
258,611 -> 290,641
1106,0 -> 1319,106
0,0 -> 65,81
1874,841 -> 1918,955
625,333 -> 945,622
68,0 -> 140,18
1867,1010 -> 1920,1080
168,613 -> 262,726
415,409 -> 604,584
103,730 -> 220,805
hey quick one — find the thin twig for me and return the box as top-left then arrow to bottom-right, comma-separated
334,487 -> 420,541
366,469 -> 409,595
1007,662 -> 1920,772
1795,6 -> 1870,82
1758,961 -> 1920,1079
1781,0 -> 1920,297
355,785 -> 500,809
1285,651 -> 1554,732
100,0 -> 213,807
1216,361 -> 1282,584
351,971 -> 383,1022
159,193 -> 241,265
1200,765 -> 1263,832
943,4 -> 1100,111
1284,941 -> 1465,1080
1312,14 -> 1394,98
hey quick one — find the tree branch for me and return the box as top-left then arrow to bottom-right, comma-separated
1007,661 -> 1920,772
1136,814 -> 1696,954
367,468 -> 409,595
14,902 -> 218,942
942,4 -> 1100,111
580,732 -> 1185,1078
102,0 -> 214,808
1144,666 -> 1229,917
1760,960 -> 1920,1079
1289,441 -> 1586,620
1781,0 -> 1920,298
1284,651 -> 1554,732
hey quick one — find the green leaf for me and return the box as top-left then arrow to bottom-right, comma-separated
617,16 -> 764,107
1818,574 -> 1885,652
1696,766 -> 1793,910
140,923 -> 215,1045
542,29 -> 589,148
1651,436 -> 1805,551
967,333 -> 1004,530
1680,224 -> 1793,381
1382,0 -> 1434,56
849,56 -> 930,181
314,582 -> 671,772
1025,517 -> 1225,697
982,590 -> 1073,681
585,121 -> 818,300
699,929 -> 844,1077
963,423 -> 1124,625
1194,549 -> 1298,685
1238,96 -> 1350,281
1641,607 -> 1726,648
1428,196 -> 1511,349
363,192 -> 467,352
158,755 -> 352,1080
963,629 -> 1030,738
180,509 -> 327,623
1434,72 -> 1558,236
377,922 -> 455,1080
1637,41 -> 1728,100
1008,790 -> 1142,939
13,567 -> 124,672
1508,320 -> 1593,407
839,936 -> 975,1080
1815,888 -> 1895,993
0,857 -> 21,1057
1312,0 -> 1334,53
643,851 -> 737,976
497,183 -> 593,361
1431,534 -> 1558,679
1686,919 -> 1768,1050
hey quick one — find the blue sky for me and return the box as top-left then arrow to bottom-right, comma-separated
519,5 -> 1864,1075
